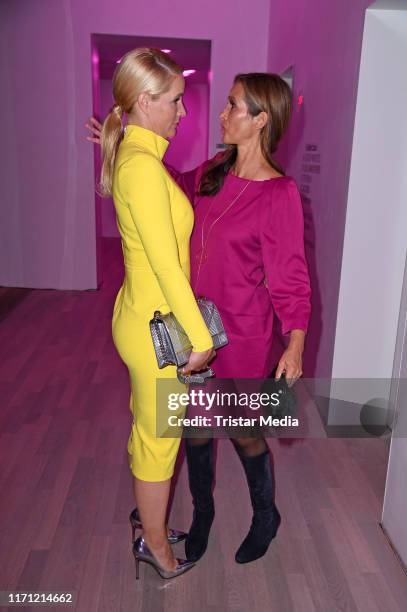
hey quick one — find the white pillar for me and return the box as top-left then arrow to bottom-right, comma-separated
329,3 -> 407,425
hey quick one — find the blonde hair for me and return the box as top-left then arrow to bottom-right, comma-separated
99,48 -> 182,196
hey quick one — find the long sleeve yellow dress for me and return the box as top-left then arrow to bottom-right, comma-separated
111,125 -> 213,482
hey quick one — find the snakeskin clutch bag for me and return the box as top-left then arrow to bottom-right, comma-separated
149,298 -> 228,383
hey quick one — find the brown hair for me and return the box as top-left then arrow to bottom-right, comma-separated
99,48 -> 182,196
199,73 -> 292,196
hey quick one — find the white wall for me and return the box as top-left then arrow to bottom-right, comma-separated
382,252 -> 407,567
329,4 -> 407,422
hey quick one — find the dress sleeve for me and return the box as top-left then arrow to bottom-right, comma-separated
164,163 -> 200,203
119,155 -> 213,352
164,153 -> 224,204
260,178 -> 311,335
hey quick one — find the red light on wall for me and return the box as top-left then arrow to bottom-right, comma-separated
297,93 -> 304,106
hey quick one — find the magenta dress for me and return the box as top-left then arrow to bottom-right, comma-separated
169,161 -> 311,379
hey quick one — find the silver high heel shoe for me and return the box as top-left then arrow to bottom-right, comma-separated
133,536 -> 195,580
129,508 -> 187,544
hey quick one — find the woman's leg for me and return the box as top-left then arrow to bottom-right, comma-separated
231,436 -> 281,564
232,436 -> 267,456
185,437 -> 215,561
114,309 -> 191,575
134,477 -> 177,571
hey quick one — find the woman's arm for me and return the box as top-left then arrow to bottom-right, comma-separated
260,178 -> 311,382
164,163 -> 201,204
168,152 -> 225,202
274,329 -> 305,382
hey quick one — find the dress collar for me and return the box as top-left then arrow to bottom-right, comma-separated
123,124 -> 169,160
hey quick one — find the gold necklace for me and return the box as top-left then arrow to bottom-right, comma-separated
194,180 -> 251,291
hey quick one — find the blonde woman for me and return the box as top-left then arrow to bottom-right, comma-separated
100,48 -> 214,579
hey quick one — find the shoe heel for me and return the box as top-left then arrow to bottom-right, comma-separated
133,536 -> 195,580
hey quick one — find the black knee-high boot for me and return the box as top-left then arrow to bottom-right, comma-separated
185,440 -> 215,562
235,449 -> 281,564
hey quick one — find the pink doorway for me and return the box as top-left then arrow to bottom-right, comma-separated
90,34 -> 211,285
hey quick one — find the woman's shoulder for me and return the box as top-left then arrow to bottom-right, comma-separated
117,146 -> 164,175
263,175 -> 300,197
259,176 -> 302,221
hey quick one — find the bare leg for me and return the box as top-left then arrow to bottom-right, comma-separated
133,477 -> 177,571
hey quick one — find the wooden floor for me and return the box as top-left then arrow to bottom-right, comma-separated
1,238 -> 406,611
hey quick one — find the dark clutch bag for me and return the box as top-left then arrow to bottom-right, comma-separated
149,298 -> 228,384
260,371 -> 298,419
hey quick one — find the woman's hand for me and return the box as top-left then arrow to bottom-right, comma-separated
182,348 -> 216,375
275,329 -> 305,386
85,116 -> 103,144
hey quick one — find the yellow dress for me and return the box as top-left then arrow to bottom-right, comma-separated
112,125 -> 213,482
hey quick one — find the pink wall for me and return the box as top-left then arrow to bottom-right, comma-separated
164,83 -> 209,173
0,0 -> 270,289
267,0 -> 374,377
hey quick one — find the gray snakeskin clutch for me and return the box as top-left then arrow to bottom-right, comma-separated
149,298 -> 228,372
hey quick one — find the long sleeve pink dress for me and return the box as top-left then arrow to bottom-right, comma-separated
168,160 -> 311,379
